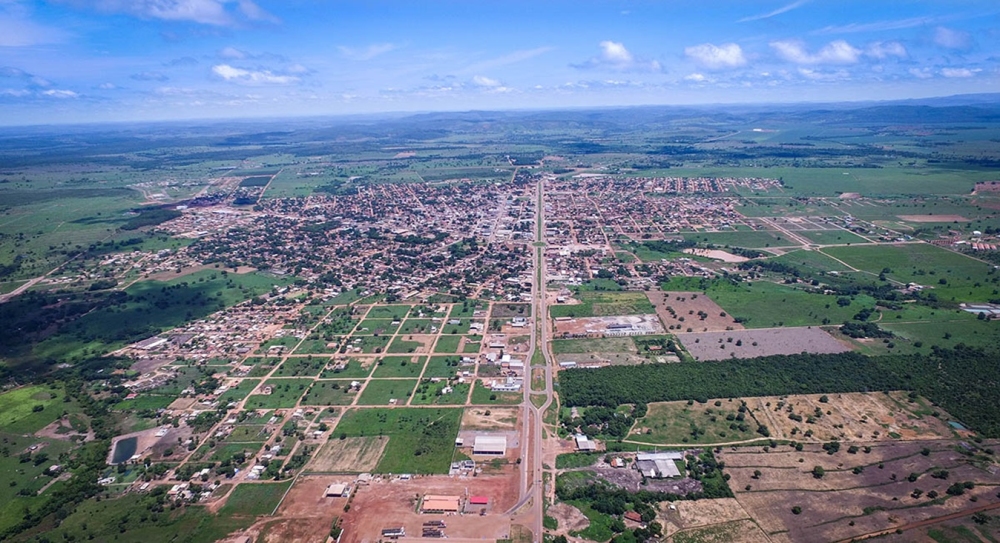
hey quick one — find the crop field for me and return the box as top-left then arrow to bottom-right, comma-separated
357,379 -> 417,405
308,436 -> 388,472
332,407 -> 462,474
721,439 -> 1000,543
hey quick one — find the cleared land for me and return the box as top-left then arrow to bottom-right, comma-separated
677,327 -> 851,361
649,291 -> 745,333
308,436 -> 388,473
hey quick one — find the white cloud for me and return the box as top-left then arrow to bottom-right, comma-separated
41,89 -> 78,98
97,82 -> 117,89
684,73 -> 707,82
934,27 -> 972,50
70,0 -> 276,27
909,67 -> 933,79
338,43 -> 396,61
797,68 -> 850,81
738,0 -> 809,23
573,41 -> 661,72
941,67 -> 979,78
212,64 -> 298,85
866,41 -> 907,60
219,46 -> 247,59
771,39 -> 861,64
471,75 -> 501,88
685,43 -> 746,69
465,47 -> 553,72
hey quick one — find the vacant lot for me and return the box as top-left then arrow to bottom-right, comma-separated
721,439 -> 1000,543
308,436 -> 387,473
461,407 -> 520,431
341,473 -> 518,543
677,327 -> 851,361
333,407 -> 462,474
630,399 -> 762,445
649,291 -> 745,333
260,475 -> 351,543
551,291 -> 655,319
747,391 -> 958,443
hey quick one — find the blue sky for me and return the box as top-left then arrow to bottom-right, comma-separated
0,0 -> 998,124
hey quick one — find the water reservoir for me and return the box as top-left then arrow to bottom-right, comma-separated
111,436 -> 138,464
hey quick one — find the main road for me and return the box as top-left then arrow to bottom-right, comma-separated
507,176 -> 555,542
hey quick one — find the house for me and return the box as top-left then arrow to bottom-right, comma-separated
624,511 -> 643,523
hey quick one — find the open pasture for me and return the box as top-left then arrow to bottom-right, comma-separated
357,378 -> 417,405
332,407 -> 462,474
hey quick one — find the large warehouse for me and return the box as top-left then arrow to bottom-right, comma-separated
421,495 -> 461,513
635,451 -> 684,479
472,435 -> 507,455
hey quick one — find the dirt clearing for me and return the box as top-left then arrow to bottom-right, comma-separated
649,291 -> 744,333
897,215 -> 969,223
461,407 -> 519,431
307,436 -> 388,473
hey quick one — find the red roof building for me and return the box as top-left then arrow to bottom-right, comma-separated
469,496 -> 489,505
624,511 -> 643,523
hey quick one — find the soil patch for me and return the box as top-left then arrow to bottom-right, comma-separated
677,327 -> 850,361
897,215 -> 969,223
308,436 -> 388,473
649,291 -> 744,333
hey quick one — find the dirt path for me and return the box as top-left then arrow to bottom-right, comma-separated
832,500 -> 1000,542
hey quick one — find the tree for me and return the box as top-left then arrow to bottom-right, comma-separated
812,466 -> 825,479
791,506 -> 802,515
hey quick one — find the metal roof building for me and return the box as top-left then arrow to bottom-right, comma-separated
635,451 -> 684,479
473,435 -> 507,455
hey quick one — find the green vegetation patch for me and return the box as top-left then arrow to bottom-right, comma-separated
550,291 -> 655,319
551,337 -> 636,355
0,385 -> 68,434
218,480 -> 293,517
371,356 -> 426,378
301,380 -> 358,406
333,407 -> 462,474
357,379 -> 418,405
244,378 -> 313,409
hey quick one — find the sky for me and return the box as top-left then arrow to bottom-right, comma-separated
0,0 -> 998,125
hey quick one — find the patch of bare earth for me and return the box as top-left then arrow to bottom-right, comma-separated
677,327 -> 850,361
341,472 -> 519,543
897,215 -> 969,223
649,291 -> 744,333
721,439 -> 1000,543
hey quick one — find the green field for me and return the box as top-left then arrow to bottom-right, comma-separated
364,305 -> 412,320
0,385 -> 70,434
411,381 -> 470,405
683,230 -> 797,249
218,480 -> 293,517
354,318 -> 400,336
357,379 -> 418,405
244,379 -> 313,409
332,407 -> 462,473
319,358 -> 374,379
371,356 -> 426,378
301,380 -> 359,406
550,291 -> 655,319
423,356 -> 463,378
274,357 -> 326,377
433,335 -> 462,353
387,337 -> 424,354
823,243 -> 997,301
470,381 -> 522,405
630,400 -> 761,445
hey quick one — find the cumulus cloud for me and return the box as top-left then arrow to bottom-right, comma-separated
212,64 -> 299,85
909,67 -> 933,79
338,43 -> 396,61
64,0 -> 277,27
738,0 -> 809,23
933,27 -> 973,50
941,67 -> 979,78
471,75 -> 501,88
797,67 -> 850,81
771,39 -> 861,64
131,71 -> 169,82
684,73 -> 707,82
685,43 -> 747,69
41,89 -> 78,98
573,41 -> 661,72
866,41 -> 907,59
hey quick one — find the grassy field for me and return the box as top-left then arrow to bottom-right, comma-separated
365,305 -> 412,320
550,291 -> 655,319
0,385 -> 71,434
244,378 -> 313,409
219,480 -> 294,517
823,243 -> 997,301
470,381 -> 522,405
332,407 -> 462,474
422,356 -> 463,378
217,379 -> 261,404
354,318 -> 400,336
433,335 -> 462,353
273,357 -> 326,377
683,230 -> 798,249
769,249 -> 854,274
357,379 -> 418,405
300,380 -> 358,406
630,400 -> 761,445
371,356 -> 426,378
411,381 -> 470,405
387,337 -> 424,354
319,358 -> 373,379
